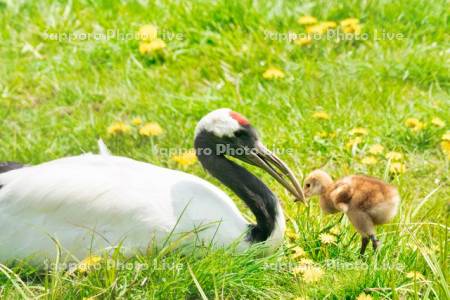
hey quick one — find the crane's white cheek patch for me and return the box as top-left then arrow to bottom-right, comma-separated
195,108 -> 241,138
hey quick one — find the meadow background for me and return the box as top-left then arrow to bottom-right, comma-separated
0,0 -> 449,299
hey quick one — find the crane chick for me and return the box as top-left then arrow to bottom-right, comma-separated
303,170 -> 400,255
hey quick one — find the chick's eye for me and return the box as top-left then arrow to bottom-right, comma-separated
305,183 -> 311,188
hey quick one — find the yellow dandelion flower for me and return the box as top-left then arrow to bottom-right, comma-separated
350,127 -> 368,136
346,137 -> 362,149
302,266 -> 324,283
411,122 -> 425,132
406,271 -> 425,281
340,18 -> 359,28
368,144 -> 384,155
149,39 -> 166,51
340,18 -> 362,34
320,21 -> 337,29
286,228 -> 300,240
131,117 -> 143,126
330,226 -> 341,235
405,118 -> 420,127
76,255 -> 102,273
139,122 -> 163,137
138,24 -> 158,41
386,151 -> 403,161
315,131 -> 336,139
139,43 -> 151,55
306,24 -> 327,35
440,140 -> 450,159
431,117 -> 445,128
298,16 -> 317,25
315,131 -> 328,139
262,67 -> 285,79
299,258 -> 315,266
292,258 -> 315,275
328,131 -> 337,138
312,111 -> 330,120
319,233 -> 336,244
356,293 -> 373,300
107,121 -> 131,135
291,246 -> 306,259
390,162 -> 406,174
171,150 -> 197,167
294,35 -> 312,46
361,156 -> 378,165
294,297 -> 308,300
139,39 -> 166,55
441,131 -> 450,141
405,118 -> 425,132
342,23 -> 362,34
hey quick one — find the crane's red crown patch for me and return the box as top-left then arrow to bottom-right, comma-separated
229,111 -> 249,126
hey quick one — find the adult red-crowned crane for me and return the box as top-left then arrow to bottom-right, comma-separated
0,109 -> 304,262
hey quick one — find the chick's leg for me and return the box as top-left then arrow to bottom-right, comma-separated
346,210 -> 375,255
369,234 -> 380,251
360,236 -> 369,255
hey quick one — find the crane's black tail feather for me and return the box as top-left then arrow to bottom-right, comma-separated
0,162 -> 24,174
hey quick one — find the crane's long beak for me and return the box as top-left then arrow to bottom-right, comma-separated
238,141 -> 305,203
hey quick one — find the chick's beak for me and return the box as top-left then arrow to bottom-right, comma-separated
238,141 -> 305,203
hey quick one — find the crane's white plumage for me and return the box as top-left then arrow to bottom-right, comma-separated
0,154 -> 253,262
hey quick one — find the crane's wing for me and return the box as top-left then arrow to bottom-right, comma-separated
0,154 -> 248,261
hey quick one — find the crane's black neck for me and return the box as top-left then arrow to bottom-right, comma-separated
194,131 -> 279,243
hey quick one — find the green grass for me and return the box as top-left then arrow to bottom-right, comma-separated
0,0 -> 449,298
